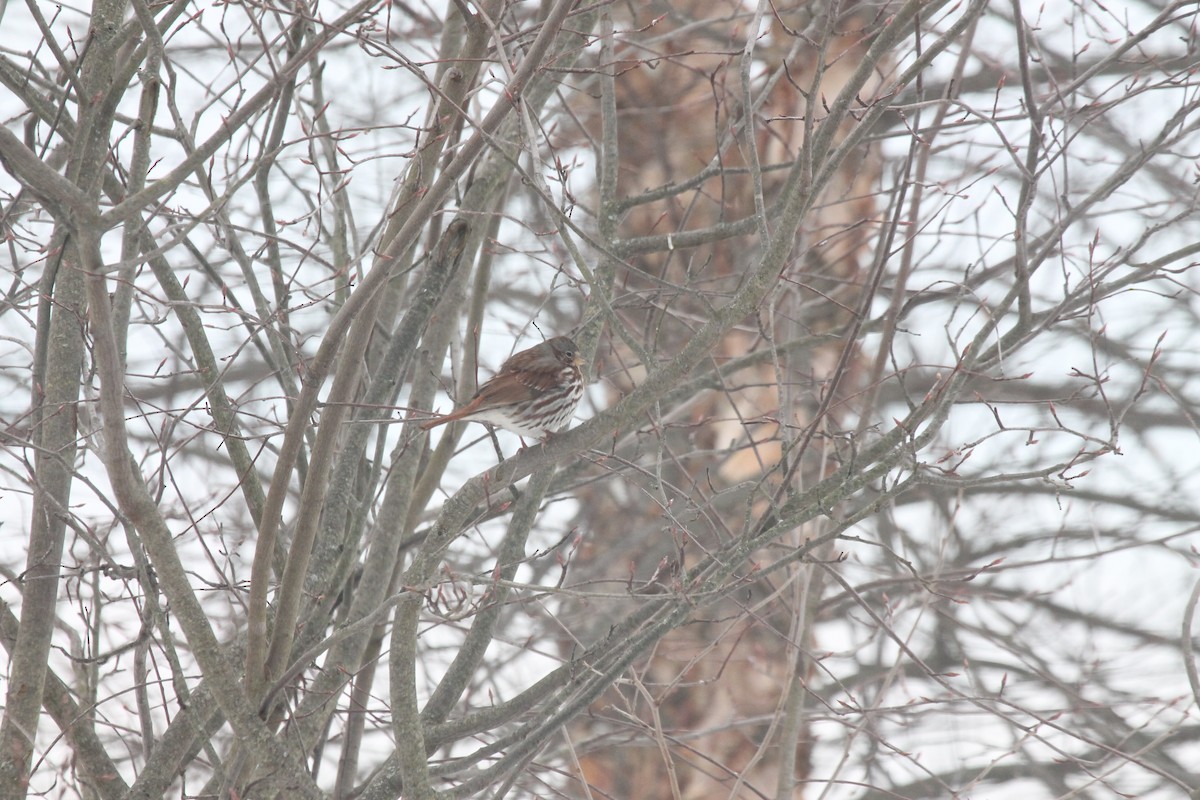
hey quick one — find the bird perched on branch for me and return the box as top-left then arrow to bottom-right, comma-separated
421,336 -> 586,439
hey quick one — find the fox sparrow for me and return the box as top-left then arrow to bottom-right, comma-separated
421,336 -> 586,438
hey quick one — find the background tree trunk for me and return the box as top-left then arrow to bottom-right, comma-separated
565,3 -> 882,796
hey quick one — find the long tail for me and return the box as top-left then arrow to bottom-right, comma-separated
420,409 -> 467,430
421,395 -> 485,430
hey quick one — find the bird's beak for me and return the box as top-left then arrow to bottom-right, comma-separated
573,354 -> 587,367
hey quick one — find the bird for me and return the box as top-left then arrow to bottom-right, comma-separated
421,336 -> 586,438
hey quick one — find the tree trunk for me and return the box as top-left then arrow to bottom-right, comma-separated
565,3 -> 883,796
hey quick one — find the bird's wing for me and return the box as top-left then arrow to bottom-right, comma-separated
472,373 -> 539,406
